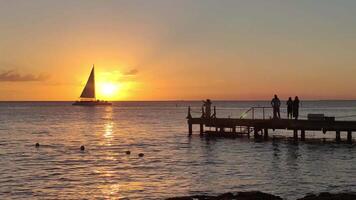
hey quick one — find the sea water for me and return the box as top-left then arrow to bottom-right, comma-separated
0,101 -> 355,199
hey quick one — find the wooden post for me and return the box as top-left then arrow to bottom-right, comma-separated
232,126 -> 236,133
293,129 -> 298,140
254,128 -> 260,138
264,128 -> 268,140
301,130 -> 305,141
200,123 -> 204,135
263,108 -> 265,120
188,123 -> 192,136
252,108 -> 255,119
186,106 -> 192,119
336,130 -> 341,142
347,131 -> 352,143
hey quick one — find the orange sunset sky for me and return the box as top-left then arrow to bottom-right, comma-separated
1,0 -> 356,101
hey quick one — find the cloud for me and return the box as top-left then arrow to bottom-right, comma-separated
0,70 -> 48,82
123,69 -> 139,76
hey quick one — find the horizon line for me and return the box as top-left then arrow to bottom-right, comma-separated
1,99 -> 356,102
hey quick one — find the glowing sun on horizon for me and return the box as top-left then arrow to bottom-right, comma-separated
97,82 -> 121,99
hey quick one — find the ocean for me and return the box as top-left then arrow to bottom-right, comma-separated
0,101 -> 355,199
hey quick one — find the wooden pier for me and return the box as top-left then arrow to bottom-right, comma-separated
187,106 -> 356,143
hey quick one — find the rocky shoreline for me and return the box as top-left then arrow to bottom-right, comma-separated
166,191 -> 356,200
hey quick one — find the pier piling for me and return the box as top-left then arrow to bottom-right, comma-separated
264,128 -> 269,140
301,130 -> 306,141
347,131 -> 352,144
336,131 -> 341,142
293,129 -> 298,140
200,124 -> 204,135
188,123 -> 192,136
232,126 -> 236,133
254,128 -> 260,138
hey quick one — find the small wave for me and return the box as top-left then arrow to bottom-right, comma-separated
101,117 -> 113,120
31,131 -> 50,135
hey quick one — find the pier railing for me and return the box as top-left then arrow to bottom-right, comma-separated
240,106 -> 272,120
187,106 -> 273,120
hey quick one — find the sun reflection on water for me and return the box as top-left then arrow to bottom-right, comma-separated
104,123 -> 113,144
102,107 -> 114,146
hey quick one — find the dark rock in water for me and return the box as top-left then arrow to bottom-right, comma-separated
165,191 -> 282,200
237,191 -> 283,200
166,195 -> 213,200
35,143 -> 40,148
125,151 -> 131,155
166,191 -> 356,200
138,153 -> 144,157
216,192 -> 234,200
298,192 -> 356,200
80,145 -> 85,151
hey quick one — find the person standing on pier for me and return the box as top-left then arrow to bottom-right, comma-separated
287,97 -> 293,119
203,99 -> 212,118
293,96 -> 300,120
271,95 -> 281,119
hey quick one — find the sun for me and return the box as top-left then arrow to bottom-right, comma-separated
102,83 -> 116,95
95,70 -> 132,100
98,82 -> 120,99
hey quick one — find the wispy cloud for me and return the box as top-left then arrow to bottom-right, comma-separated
0,70 -> 48,82
123,69 -> 139,76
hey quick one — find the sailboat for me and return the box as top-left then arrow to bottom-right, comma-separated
72,65 -> 112,106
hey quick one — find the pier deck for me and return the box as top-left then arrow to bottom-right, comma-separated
187,107 -> 356,143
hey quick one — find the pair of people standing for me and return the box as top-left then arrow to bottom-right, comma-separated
271,95 -> 300,119
287,96 -> 300,119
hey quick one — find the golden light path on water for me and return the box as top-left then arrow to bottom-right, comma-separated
104,122 -> 113,145
97,106 -> 147,198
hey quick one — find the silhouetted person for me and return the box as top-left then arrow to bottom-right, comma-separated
293,96 -> 300,120
271,95 -> 281,119
287,97 -> 293,119
203,99 -> 212,118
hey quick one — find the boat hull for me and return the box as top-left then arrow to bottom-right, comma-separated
72,101 -> 112,106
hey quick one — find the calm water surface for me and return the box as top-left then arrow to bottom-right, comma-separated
0,101 -> 355,199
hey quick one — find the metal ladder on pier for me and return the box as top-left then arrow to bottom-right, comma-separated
239,106 -> 272,136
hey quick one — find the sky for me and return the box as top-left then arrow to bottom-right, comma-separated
1,0 -> 356,101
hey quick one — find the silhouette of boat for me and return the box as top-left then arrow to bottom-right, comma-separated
72,65 -> 112,106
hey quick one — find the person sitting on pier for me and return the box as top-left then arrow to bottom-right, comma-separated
271,95 -> 281,119
203,99 -> 212,118
293,96 -> 300,120
287,97 -> 293,119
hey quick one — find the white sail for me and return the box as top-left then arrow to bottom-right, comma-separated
80,66 -> 95,99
